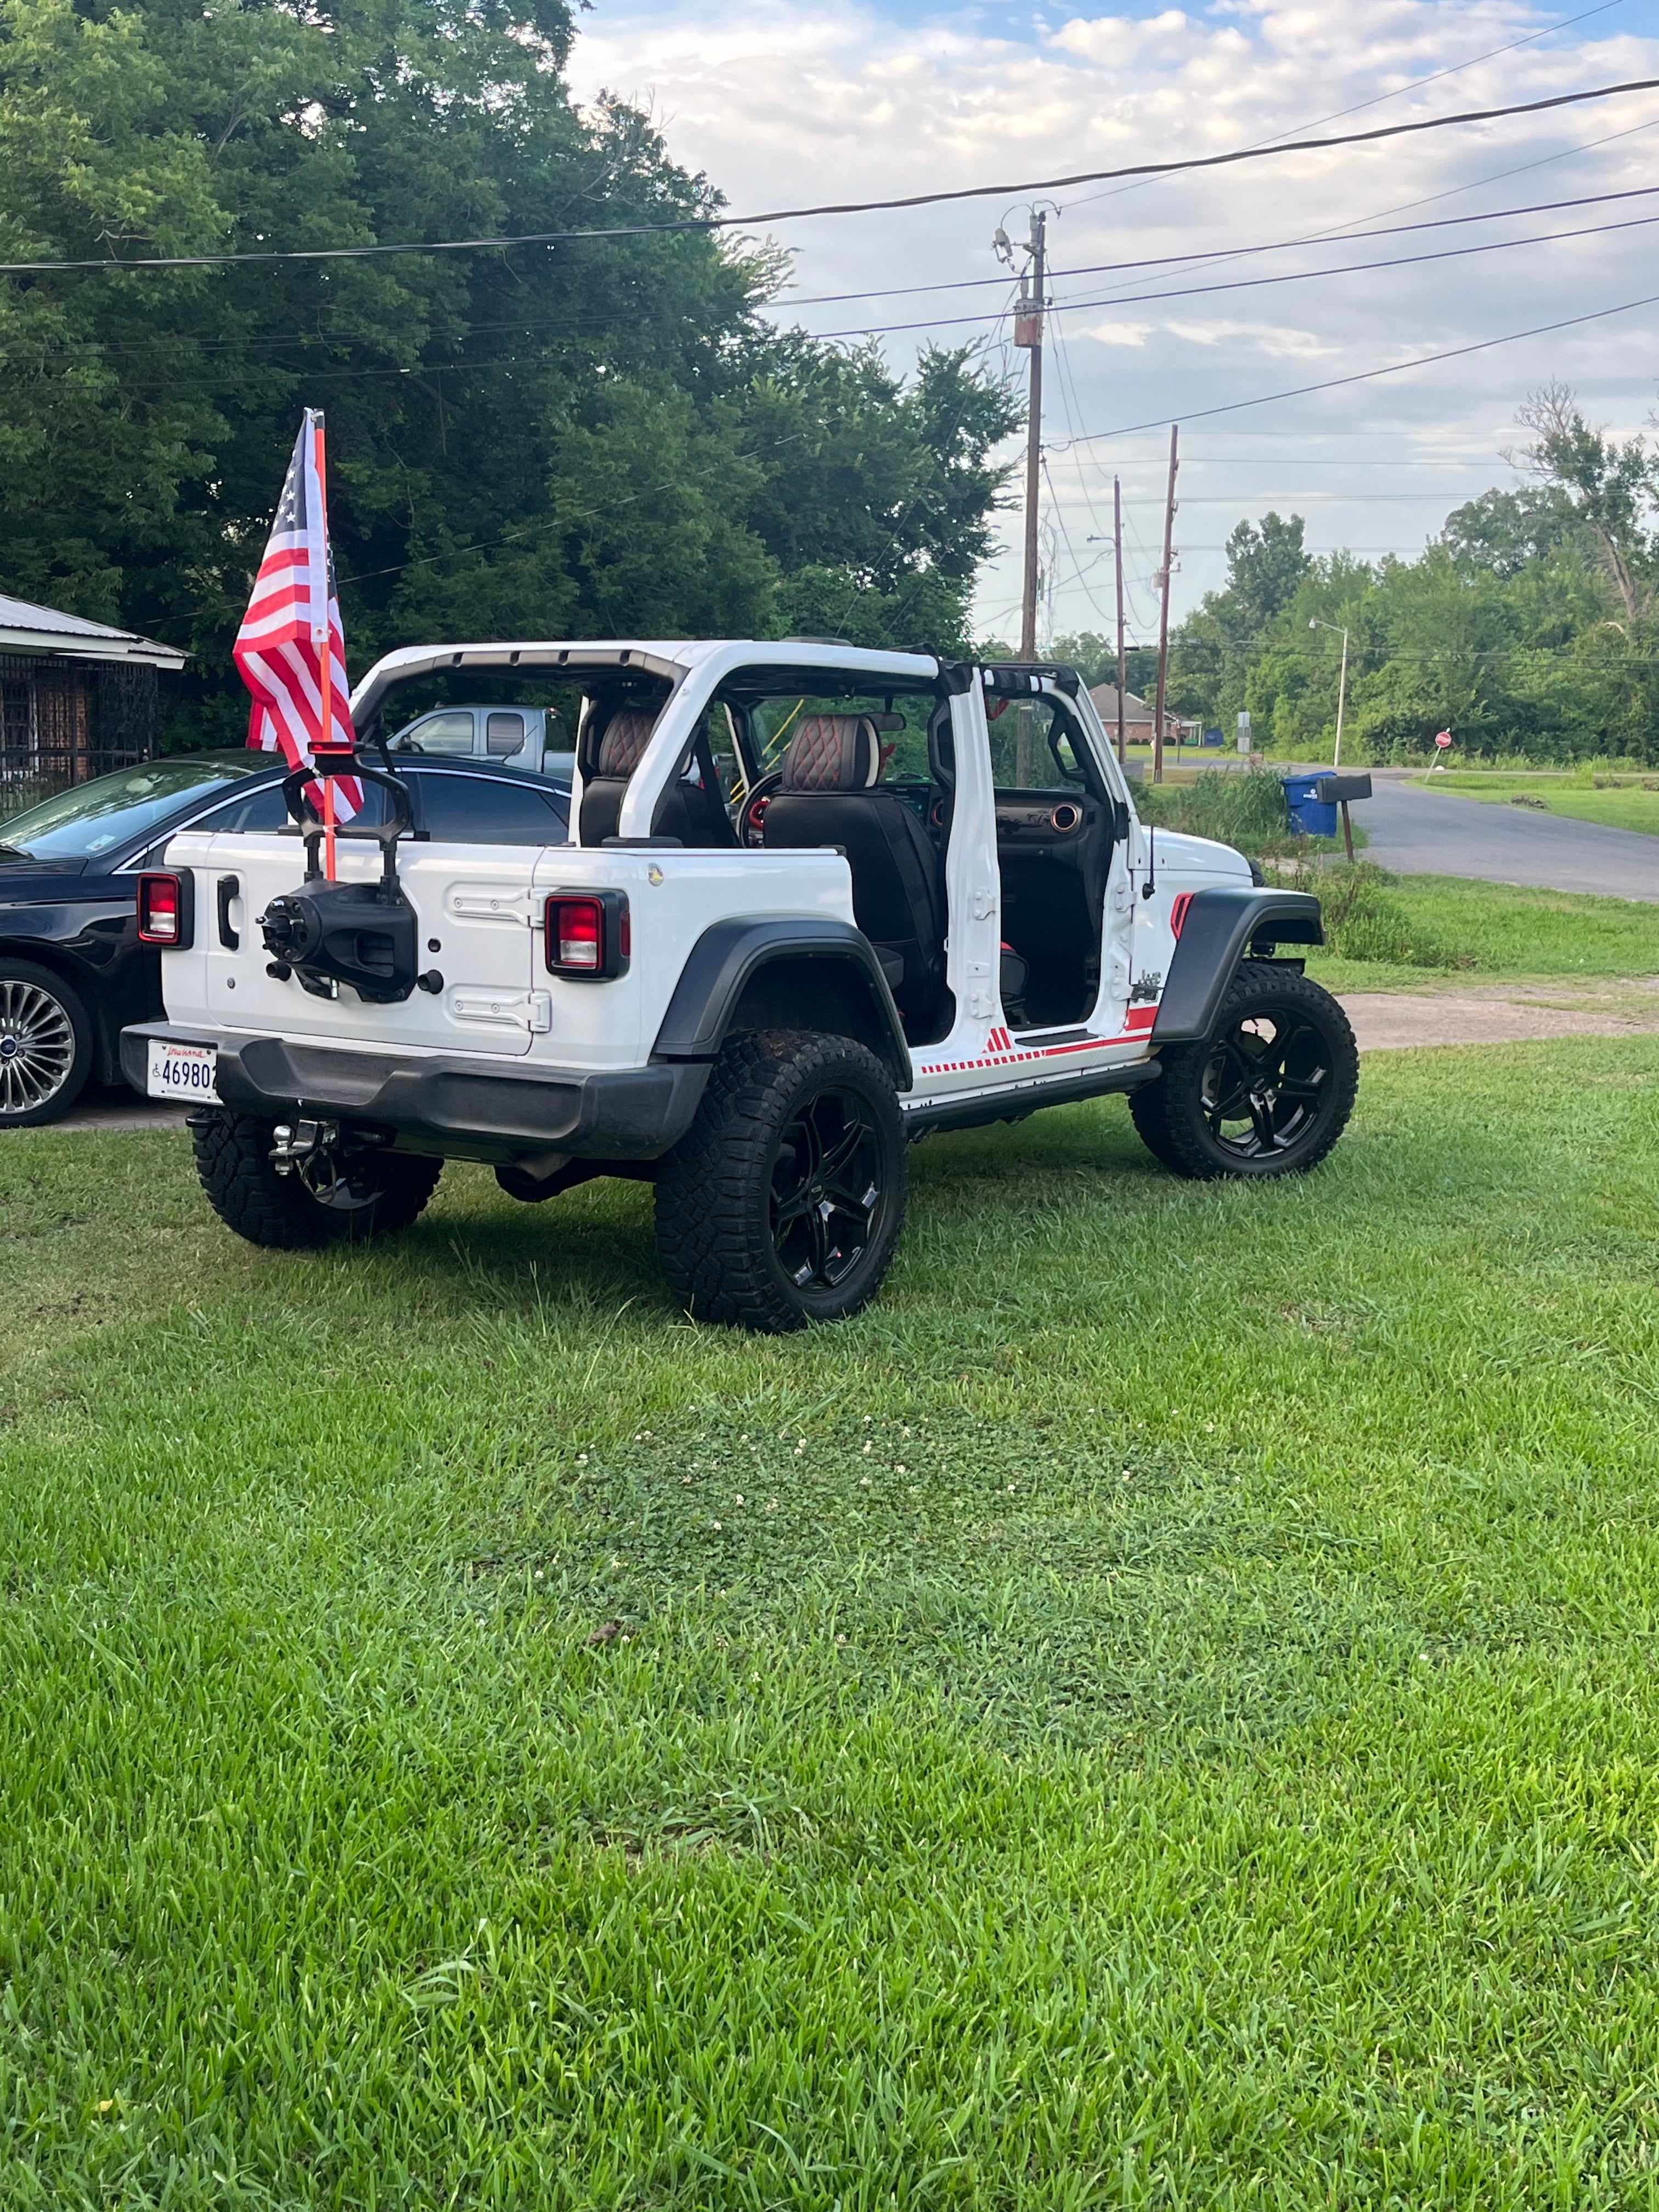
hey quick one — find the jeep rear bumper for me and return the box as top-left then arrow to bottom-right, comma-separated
120,1022 -> 709,1166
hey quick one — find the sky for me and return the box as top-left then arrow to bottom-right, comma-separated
563,0 -> 1659,646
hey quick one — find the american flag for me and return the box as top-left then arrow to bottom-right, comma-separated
235,410 -> 362,819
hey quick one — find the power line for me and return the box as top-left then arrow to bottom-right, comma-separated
763,182 -> 1659,315
798,205 -> 1659,341
22,182 -> 1659,380
7,76 -> 1659,274
1092,106 -> 1659,317
1051,282 -> 1659,449
11,192 -> 1652,390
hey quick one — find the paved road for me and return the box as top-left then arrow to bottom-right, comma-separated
1359,770 -> 1659,901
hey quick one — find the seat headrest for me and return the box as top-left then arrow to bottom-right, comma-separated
780,714 -> 881,793
595,708 -> 657,778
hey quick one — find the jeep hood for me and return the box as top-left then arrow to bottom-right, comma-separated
1146,828 -> 1254,880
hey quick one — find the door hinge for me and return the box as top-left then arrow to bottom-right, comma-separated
527,990 -> 552,1032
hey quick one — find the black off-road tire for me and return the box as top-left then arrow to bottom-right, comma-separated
1127,1079 -> 1185,1170
189,1109 -> 443,1250
0,957 -> 94,1127
655,1028 -> 908,1332
1131,964 -> 1358,1181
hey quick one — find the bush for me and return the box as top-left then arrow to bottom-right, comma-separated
1135,768 -> 1298,858
1272,860 -> 1466,969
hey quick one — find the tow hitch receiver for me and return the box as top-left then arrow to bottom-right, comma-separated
270,1118 -> 335,1173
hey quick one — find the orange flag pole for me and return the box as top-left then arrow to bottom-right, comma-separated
313,413 -> 337,882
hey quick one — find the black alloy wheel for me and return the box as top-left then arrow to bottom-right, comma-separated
769,1086 -> 885,1292
1130,964 -> 1358,1181
1199,1005 -> 1334,1160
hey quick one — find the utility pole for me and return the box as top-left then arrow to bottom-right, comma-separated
1113,474 -> 1127,766
1152,422 -> 1178,786
1009,208 -> 1047,787
1014,208 -> 1046,662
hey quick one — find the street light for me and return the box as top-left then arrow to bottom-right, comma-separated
1308,617 -> 1350,768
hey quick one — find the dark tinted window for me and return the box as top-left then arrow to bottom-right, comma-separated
413,772 -> 567,845
199,782 -> 292,833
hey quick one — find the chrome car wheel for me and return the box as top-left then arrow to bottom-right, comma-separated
0,977 -> 78,1119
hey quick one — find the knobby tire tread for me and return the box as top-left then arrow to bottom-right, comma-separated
655,1029 -> 906,1333
190,1110 -> 441,1249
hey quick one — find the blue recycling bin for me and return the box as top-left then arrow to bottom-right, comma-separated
1281,772 -> 1339,839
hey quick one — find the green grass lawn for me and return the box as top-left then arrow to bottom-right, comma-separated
1422,774 -> 1659,838
4,1042 -> 1659,2206
1305,874 -> 1659,995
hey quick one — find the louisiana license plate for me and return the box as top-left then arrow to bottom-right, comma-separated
146,1039 -> 218,1101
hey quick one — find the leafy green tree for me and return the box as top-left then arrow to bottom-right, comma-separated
0,0 -> 1017,743
1167,510 -> 1312,730
1511,383 -> 1658,622
1220,511 -> 1312,633
1165,388 -> 1659,766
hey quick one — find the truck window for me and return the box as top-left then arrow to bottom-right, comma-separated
396,710 -> 475,757
485,712 -> 528,760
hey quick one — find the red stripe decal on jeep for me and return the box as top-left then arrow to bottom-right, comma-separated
924,1002 -> 1162,1075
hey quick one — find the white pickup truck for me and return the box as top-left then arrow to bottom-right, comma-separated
122,639 -> 1358,1331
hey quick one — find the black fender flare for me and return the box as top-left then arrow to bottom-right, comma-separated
652,916 -> 913,1091
1150,888 -> 1324,1044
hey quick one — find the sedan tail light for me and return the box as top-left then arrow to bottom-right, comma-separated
137,871 -> 195,949
544,890 -> 630,980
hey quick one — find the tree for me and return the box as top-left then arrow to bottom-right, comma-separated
1219,511 -> 1312,633
0,0 -> 1017,743
1511,382 -> 1658,622
1166,511 -> 1312,730
1442,486 -> 1576,578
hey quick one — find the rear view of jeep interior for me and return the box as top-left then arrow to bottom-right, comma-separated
571,668 -> 961,1048
738,676 -> 957,1047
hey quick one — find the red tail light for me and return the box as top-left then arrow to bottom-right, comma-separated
137,871 -> 194,948
554,898 -> 601,969
544,890 -> 630,980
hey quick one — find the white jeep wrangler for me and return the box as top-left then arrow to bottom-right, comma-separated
123,640 -> 1358,1331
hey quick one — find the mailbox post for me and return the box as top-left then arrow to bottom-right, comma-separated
1315,772 -> 1372,863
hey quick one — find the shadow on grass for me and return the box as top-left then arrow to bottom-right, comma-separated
325,1095 -> 1172,1324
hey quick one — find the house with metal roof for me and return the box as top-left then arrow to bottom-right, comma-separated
0,592 -> 185,806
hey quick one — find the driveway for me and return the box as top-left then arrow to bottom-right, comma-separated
1360,769 -> 1659,901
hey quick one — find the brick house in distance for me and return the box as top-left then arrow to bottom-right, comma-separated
0,592 -> 185,808
1087,681 -> 1200,751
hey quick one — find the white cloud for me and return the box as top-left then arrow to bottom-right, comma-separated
566,0 -> 1659,631
1158,319 -> 1338,358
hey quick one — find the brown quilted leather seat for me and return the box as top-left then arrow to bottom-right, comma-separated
579,708 -> 735,848
763,713 -> 945,1031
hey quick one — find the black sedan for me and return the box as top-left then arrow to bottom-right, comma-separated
0,752 -> 570,1126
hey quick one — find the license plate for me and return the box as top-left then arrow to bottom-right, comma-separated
146,1039 -> 218,1101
